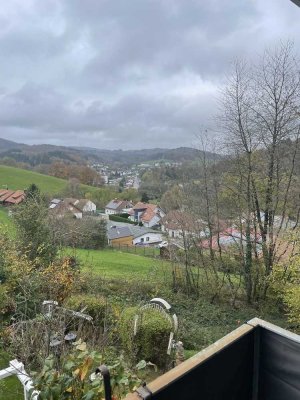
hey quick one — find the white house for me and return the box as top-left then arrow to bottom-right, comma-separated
49,198 -> 96,219
72,199 -> 96,213
105,199 -> 133,215
106,222 -> 162,246
132,231 -> 163,245
50,198 -> 96,213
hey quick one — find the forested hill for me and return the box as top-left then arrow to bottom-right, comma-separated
0,137 -> 221,166
73,146 -> 221,164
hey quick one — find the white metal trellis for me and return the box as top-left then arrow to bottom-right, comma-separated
0,359 -> 39,400
133,297 -> 178,355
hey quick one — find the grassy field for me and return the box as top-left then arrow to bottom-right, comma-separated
0,165 -> 98,196
64,247 -> 165,279
110,244 -> 160,258
0,351 -> 23,400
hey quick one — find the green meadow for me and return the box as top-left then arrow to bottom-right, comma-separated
0,165 -> 98,196
63,247 -> 164,279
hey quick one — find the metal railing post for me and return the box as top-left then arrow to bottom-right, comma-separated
99,365 -> 112,400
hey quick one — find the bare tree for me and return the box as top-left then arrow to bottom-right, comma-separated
220,41 -> 300,301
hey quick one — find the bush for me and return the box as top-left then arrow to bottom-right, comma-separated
119,213 -> 130,218
65,294 -> 108,328
109,215 -> 137,224
0,285 -> 15,316
119,307 -> 172,368
41,258 -> 79,303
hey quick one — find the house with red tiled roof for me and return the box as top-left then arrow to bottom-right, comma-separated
0,189 -> 25,205
132,202 -> 165,227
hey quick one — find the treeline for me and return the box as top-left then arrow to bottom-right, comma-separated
138,161 -> 212,201
48,162 -> 104,187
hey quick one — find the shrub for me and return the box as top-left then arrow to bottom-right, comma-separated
0,285 -> 15,316
119,307 -> 172,368
41,257 -> 80,303
109,215 -> 137,224
119,213 -> 130,218
65,294 -> 108,328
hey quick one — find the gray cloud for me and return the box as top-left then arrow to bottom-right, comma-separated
0,0 -> 299,149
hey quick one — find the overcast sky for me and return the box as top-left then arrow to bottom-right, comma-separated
0,0 -> 299,150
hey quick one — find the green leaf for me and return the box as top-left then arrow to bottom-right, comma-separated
135,360 -> 147,370
64,361 -> 75,371
82,390 -> 96,400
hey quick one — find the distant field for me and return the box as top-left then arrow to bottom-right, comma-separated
64,247 -> 165,279
0,165 -> 98,196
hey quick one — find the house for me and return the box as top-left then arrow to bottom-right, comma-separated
127,318 -> 300,400
50,199 -> 83,219
0,189 -> 25,206
132,202 -> 165,227
161,210 -> 207,239
130,225 -> 162,245
107,222 -> 162,246
49,198 -> 96,218
69,199 -> 96,214
107,225 -> 133,246
105,199 -> 133,215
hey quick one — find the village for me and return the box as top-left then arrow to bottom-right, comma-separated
90,160 -> 181,188
2,187 -> 295,258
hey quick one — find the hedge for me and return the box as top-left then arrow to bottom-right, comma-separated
109,215 -> 137,224
65,294 -> 108,328
119,307 -> 172,368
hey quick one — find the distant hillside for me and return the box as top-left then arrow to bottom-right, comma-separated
0,137 -> 221,166
0,138 -> 93,166
75,146 -> 221,164
0,165 -> 98,196
0,138 -> 27,152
